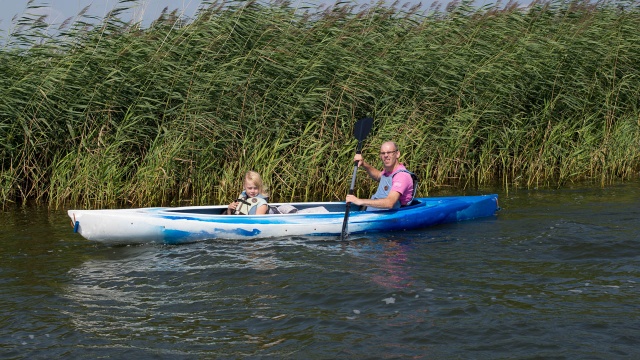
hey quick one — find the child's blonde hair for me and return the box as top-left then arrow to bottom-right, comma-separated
244,170 -> 269,197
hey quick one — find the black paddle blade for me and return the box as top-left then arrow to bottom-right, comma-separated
353,117 -> 373,141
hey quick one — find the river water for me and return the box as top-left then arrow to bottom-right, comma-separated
1,182 -> 639,359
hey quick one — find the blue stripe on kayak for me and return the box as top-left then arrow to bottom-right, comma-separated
162,227 -> 263,245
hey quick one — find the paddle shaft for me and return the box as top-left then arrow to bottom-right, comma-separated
348,159 -> 360,195
340,117 -> 373,240
340,158 -> 360,238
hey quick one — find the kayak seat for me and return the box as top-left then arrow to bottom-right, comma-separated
268,204 -> 330,214
361,199 -> 420,211
403,199 -> 420,207
268,204 -> 298,214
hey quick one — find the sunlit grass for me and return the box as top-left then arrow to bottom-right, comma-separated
1,0 -> 639,208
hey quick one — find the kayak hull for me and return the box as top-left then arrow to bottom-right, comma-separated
67,195 -> 499,245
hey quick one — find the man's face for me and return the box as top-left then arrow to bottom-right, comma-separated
379,145 -> 398,168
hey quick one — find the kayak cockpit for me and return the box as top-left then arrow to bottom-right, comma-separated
160,199 -> 426,216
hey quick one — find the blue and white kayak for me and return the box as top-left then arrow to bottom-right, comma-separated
67,194 -> 499,245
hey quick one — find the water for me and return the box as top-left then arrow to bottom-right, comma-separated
1,182 -> 639,359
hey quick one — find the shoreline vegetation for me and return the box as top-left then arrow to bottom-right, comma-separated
1,0 -> 639,209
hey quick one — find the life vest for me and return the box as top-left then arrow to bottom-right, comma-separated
235,192 -> 268,215
367,169 -> 418,211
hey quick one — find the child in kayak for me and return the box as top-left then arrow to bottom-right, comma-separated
226,171 -> 269,215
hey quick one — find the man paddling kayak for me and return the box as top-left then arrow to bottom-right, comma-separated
345,141 -> 417,211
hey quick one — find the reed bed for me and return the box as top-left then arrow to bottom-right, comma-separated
0,0 -> 638,208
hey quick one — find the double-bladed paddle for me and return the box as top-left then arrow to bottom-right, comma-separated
340,117 -> 374,240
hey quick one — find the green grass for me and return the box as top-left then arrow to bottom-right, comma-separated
1,0 -> 639,208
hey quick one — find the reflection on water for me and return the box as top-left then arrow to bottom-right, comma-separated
2,181 -> 640,358
340,238 -> 416,290
59,237 -> 432,356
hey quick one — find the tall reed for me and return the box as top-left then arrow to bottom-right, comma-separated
1,0 -> 639,208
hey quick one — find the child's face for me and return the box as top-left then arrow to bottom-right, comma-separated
244,180 -> 260,198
